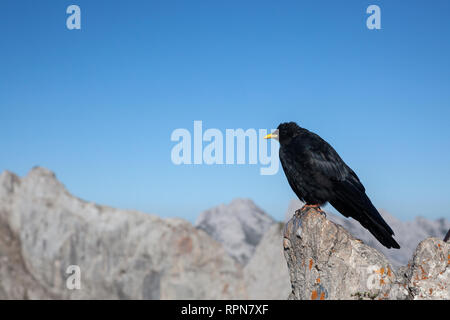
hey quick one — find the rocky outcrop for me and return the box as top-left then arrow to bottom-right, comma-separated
0,168 -> 247,299
401,238 -> 449,299
285,199 -> 450,268
196,199 -> 274,265
283,207 -> 449,300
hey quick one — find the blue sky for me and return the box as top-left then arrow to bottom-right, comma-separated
1,0 -> 449,222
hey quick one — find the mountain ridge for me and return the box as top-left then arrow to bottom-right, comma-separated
0,167 -> 448,299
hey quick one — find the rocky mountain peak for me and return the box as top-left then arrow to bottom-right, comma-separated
0,167 -> 248,299
195,198 -> 275,265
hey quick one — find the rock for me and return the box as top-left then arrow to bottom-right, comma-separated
285,199 -> 450,268
243,223 -> 291,299
0,214 -> 55,299
444,229 -> 450,242
0,167 -> 247,299
284,207 -> 406,300
284,206 -> 449,300
403,238 -> 449,300
195,198 -> 275,265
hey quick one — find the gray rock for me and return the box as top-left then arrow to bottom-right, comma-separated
284,206 -> 449,300
195,198 -> 275,265
0,214 -> 55,299
284,207 -> 406,300
0,167 -> 247,299
403,238 -> 449,300
243,223 -> 291,299
285,199 -> 450,268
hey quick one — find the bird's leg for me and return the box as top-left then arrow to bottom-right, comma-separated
301,204 -> 319,210
300,204 -> 327,217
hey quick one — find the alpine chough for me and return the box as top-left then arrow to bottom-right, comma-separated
265,122 -> 400,249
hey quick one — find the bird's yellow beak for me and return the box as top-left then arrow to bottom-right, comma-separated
264,133 -> 278,139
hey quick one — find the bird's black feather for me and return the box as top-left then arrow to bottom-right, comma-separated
277,122 -> 400,249
444,229 -> 450,242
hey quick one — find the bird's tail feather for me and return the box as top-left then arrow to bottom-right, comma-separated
330,183 -> 400,249
361,211 -> 401,249
331,197 -> 400,249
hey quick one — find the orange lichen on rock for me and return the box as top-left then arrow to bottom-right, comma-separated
375,267 -> 385,275
316,277 -> 321,284
311,290 -> 318,300
309,259 -> 313,270
387,268 -> 392,277
419,265 -> 428,280
320,292 -> 325,300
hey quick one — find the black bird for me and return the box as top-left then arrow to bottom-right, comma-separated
265,122 -> 400,249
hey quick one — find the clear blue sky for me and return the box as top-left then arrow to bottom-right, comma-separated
1,0 -> 449,222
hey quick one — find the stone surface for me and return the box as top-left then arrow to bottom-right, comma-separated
284,207 -> 405,300
0,168 -> 247,299
0,214 -> 55,299
402,238 -> 449,300
284,206 -> 449,300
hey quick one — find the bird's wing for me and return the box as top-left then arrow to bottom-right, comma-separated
304,138 -> 400,249
302,134 -> 364,190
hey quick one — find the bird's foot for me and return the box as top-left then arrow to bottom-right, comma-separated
300,204 -> 327,217
300,204 -> 320,210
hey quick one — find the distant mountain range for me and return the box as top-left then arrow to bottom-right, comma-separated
0,167 -> 288,299
0,167 -> 448,299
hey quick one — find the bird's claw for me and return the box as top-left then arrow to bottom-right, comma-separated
299,204 -> 327,217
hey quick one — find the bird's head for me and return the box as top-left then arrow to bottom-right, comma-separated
264,122 -> 301,145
